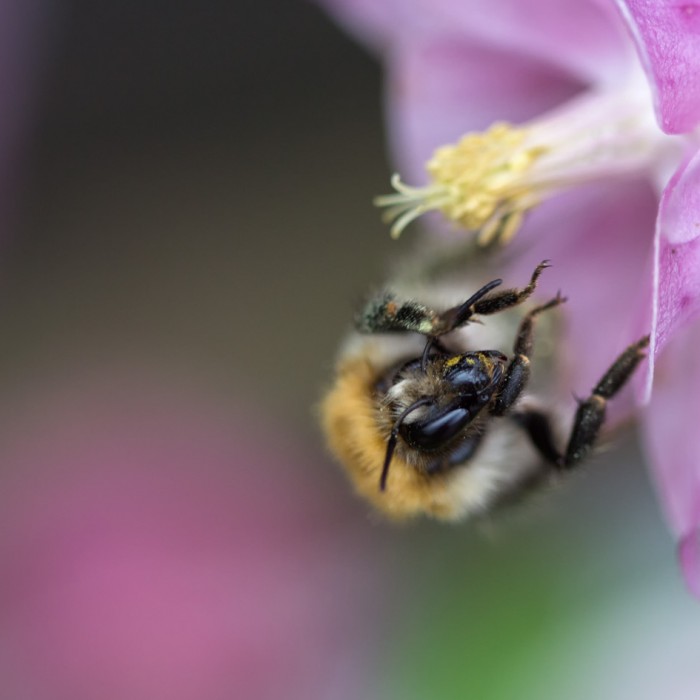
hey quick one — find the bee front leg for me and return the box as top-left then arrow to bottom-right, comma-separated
469,259 -> 551,317
491,293 -> 566,416
436,260 -> 552,333
355,293 -> 441,335
360,260 -> 555,337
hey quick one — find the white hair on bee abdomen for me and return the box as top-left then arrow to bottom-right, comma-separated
444,419 -> 540,518
443,396 -> 569,519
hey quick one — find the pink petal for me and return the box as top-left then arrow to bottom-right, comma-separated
386,38 -> 586,181
679,529 -> 700,598
658,148 -> 700,245
616,1 -> 700,133
642,320 -> 700,597
320,0 -> 631,85
646,149 -> 700,396
643,321 -> 700,536
505,178 -> 656,414
316,0 -> 420,52
425,0 -> 632,86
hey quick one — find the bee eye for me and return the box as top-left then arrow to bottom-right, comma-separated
400,406 -> 471,451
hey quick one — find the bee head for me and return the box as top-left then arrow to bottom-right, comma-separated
380,347 -> 507,491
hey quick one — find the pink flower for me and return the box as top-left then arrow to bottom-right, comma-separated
0,372 -> 380,699
320,0 -> 700,596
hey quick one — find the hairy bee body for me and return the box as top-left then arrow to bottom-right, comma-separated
323,282 -> 552,520
321,249 -> 648,522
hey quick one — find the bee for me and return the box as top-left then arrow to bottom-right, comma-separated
321,251 -> 649,521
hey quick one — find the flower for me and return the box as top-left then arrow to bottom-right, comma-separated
320,0 -> 700,596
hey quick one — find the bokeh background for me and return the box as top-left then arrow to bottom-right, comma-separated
0,2 -> 699,699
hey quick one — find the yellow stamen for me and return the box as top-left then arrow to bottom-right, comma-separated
374,122 -> 548,243
375,80 -> 677,245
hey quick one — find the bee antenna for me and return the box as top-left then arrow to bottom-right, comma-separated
420,336 -> 451,372
380,398 -> 432,492
420,337 -> 435,372
379,434 -> 398,492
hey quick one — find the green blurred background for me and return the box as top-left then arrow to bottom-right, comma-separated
2,1 -> 700,698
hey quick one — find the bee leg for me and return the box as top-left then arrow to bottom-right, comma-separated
510,409 -> 562,465
511,336 -> 650,471
491,293 -> 567,416
355,293 -> 442,335
358,260 -> 553,336
561,335 -> 650,467
437,260 -> 551,333
434,278 -> 503,332
470,259 -> 552,317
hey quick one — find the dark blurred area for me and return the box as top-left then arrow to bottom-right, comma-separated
4,0 -> 394,429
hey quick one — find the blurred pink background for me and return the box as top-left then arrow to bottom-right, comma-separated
0,373 -> 379,700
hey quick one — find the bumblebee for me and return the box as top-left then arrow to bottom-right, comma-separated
321,256 -> 648,521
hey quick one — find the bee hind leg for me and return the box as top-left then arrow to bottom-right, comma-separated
561,335 -> 649,467
512,335 -> 650,470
